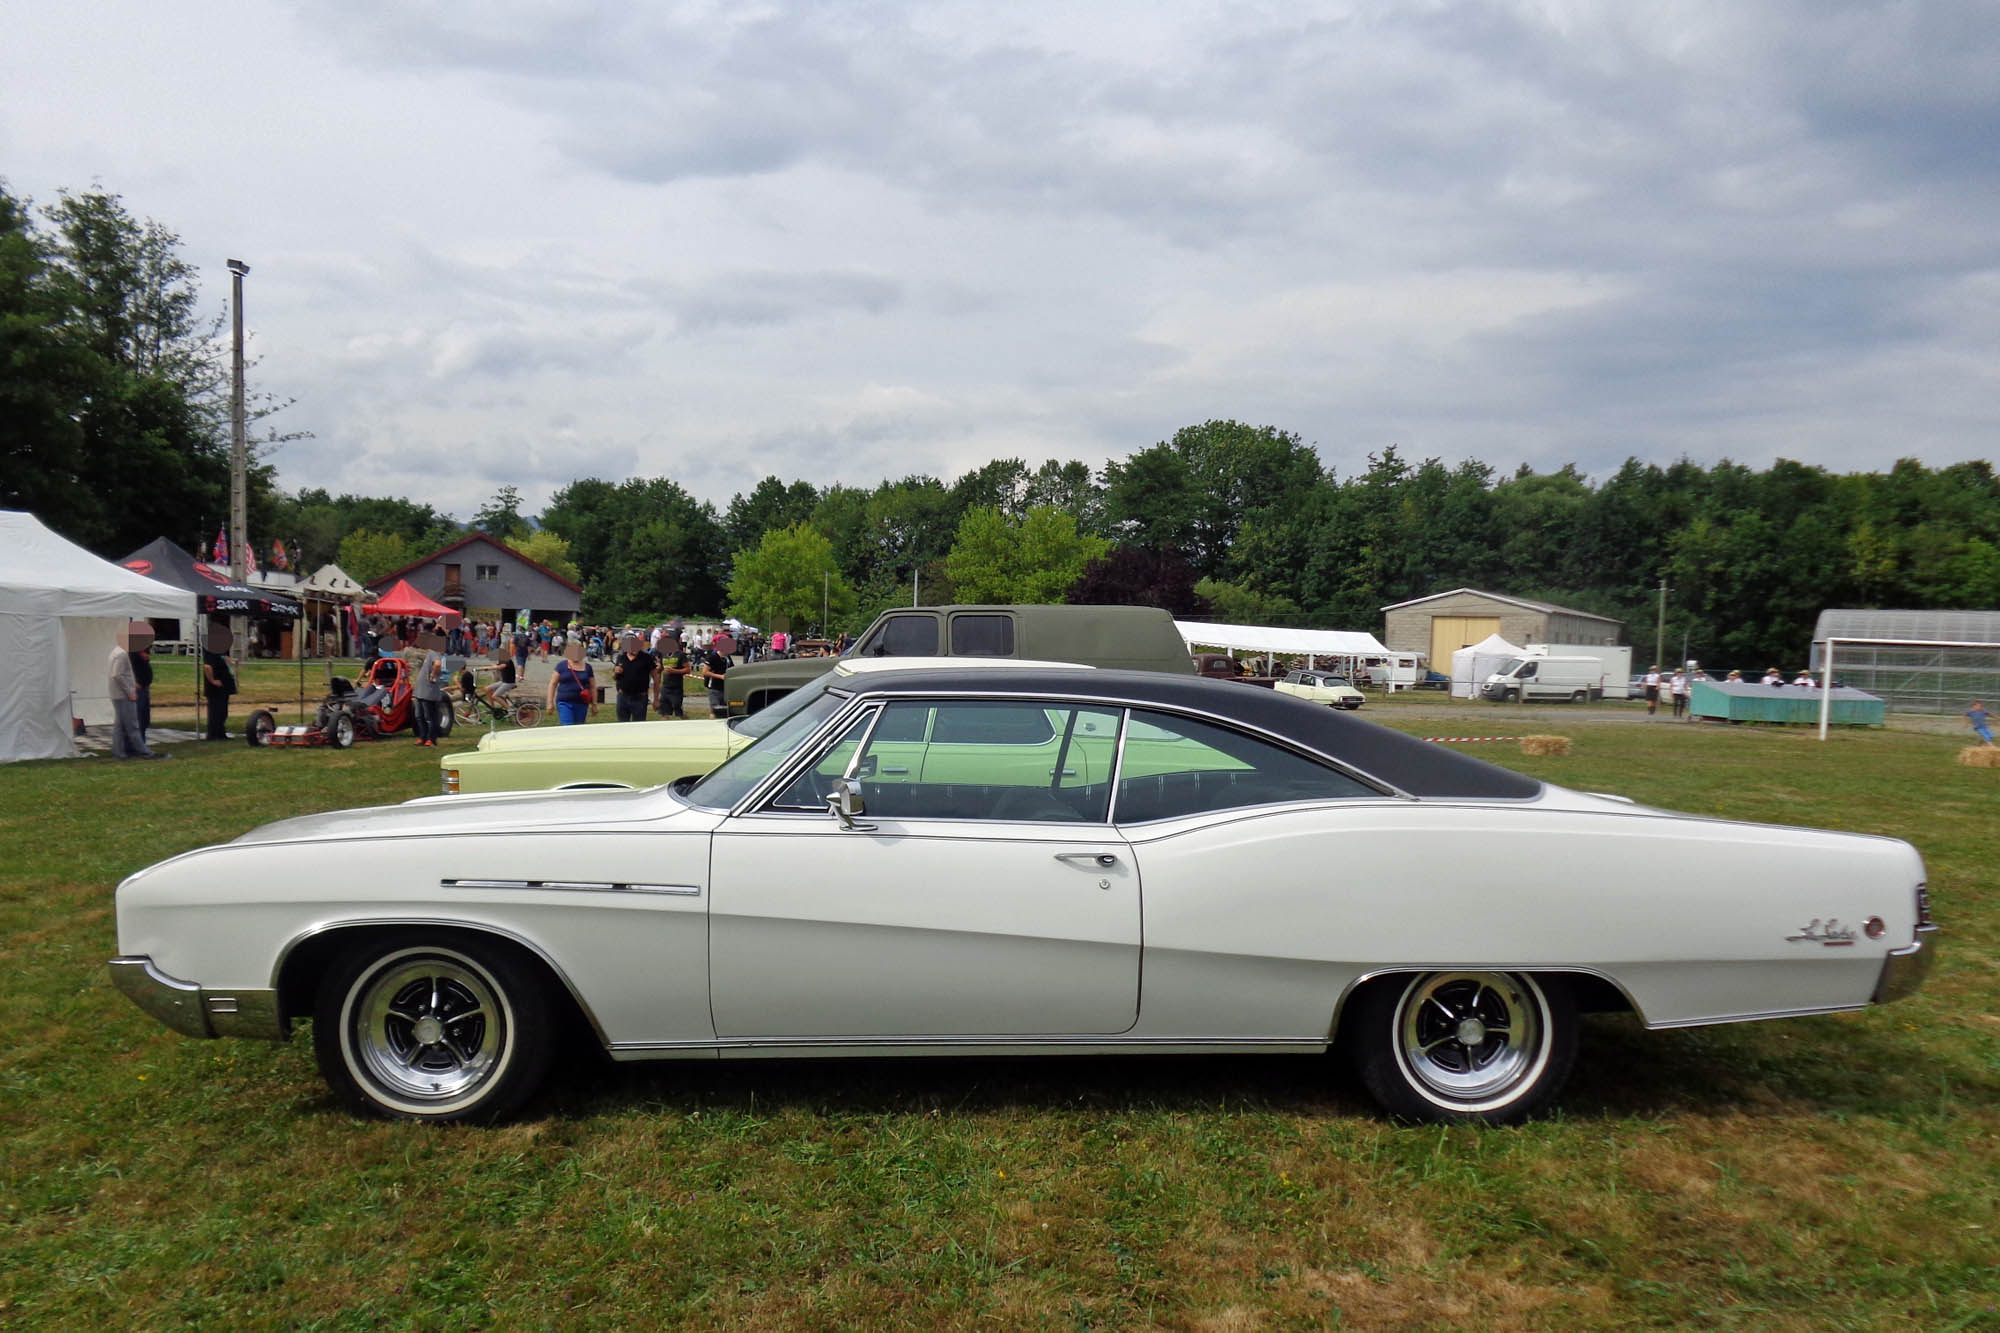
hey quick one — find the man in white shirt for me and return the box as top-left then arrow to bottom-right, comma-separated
1642,666 -> 1662,715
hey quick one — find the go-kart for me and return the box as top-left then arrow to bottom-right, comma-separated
246,657 -> 455,748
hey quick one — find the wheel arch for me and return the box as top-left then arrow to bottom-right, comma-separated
274,919 -> 608,1050
1328,965 -> 1640,1045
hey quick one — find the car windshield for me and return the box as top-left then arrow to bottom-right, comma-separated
727,669 -> 842,740
1498,657 -> 1528,675
687,690 -> 849,809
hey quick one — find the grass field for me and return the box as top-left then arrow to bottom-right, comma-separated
2,700 -> 1995,1329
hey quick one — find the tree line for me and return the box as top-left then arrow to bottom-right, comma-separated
6,183 -> 1995,669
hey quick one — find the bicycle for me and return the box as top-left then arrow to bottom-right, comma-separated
453,685 -> 544,730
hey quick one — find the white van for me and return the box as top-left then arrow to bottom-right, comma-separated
1481,655 -> 1605,703
1526,643 -> 1632,699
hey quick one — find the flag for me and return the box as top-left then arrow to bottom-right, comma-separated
245,536 -> 259,575
272,539 -> 290,571
516,606 -> 530,630
212,528 -> 228,562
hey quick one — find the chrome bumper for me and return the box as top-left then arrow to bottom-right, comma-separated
1872,926 -> 1938,1005
108,956 -> 287,1040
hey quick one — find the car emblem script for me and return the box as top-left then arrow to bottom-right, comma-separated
1785,918 -> 1859,946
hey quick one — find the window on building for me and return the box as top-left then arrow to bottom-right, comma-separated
476,565 -> 500,582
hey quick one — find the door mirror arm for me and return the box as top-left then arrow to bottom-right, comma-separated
828,777 -> 876,831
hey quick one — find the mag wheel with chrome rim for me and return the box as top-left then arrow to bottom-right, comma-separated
314,936 -> 553,1122
1350,971 -> 1575,1124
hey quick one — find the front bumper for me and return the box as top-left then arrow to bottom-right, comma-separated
1871,926 -> 1939,1005
108,956 -> 287,1040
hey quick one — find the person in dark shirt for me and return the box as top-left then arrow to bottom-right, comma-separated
655,637 -> 690,718
131,639 -> 154,741
200,625 -> 236,740
611,636 -> 658,722
700,646 -> 729,716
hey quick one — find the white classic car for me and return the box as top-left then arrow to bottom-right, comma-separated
1275,670 -> 1366,709
111,667 -> 1936,1125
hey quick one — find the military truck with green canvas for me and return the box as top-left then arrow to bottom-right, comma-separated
726,604 -> 1196,715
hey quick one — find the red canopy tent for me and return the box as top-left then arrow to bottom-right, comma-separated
368,578 -> 451,619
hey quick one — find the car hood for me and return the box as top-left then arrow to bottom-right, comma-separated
232,785 -> 683,846
477,718 -> 739,752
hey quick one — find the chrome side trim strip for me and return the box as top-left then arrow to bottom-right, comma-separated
609,1034 -> 1323,1053
440,878 -> 700,897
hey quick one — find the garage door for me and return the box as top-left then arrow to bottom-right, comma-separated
1430,616 -> 1501,668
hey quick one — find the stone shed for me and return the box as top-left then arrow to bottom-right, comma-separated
1381,588 -> 1623,668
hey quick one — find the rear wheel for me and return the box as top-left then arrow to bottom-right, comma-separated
246,709 -> 275,746
434,703 -> 454,739
512,700 -> 544,728
330,711 -> 356,749
452,696 -> 480,727
1348,971 -> 1575,1124
313,935 -> 554,1122
1571,690 -> 1587,703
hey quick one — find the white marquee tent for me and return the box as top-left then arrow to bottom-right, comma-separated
0,512 -> 196,762
1450,632 -> 1526,700
1175,620 -> 1393,667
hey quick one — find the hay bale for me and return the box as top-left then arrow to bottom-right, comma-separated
1519,734 -> 1571,757
1957,746 -> 2000,768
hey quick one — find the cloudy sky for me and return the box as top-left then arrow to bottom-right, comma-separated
6,1 -> 1996,520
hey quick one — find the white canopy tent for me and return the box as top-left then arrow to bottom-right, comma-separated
1175,620 -> 1393,672
1450,632 -> 1526,700
0,512 -> 196,762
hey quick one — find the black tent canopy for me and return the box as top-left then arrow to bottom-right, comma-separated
119,538 -> 302,618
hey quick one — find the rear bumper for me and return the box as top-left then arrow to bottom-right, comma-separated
108,956 -> 287,1040
1872,926 -> 1938,1005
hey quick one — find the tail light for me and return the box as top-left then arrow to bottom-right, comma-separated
1915,882 -> 1934,929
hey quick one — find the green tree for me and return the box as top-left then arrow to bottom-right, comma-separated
727,523 -> 855,633
337,529 -> 410,585
945,506 -> 1110,603
1192,577 -> 1301,624
0,183 -> 92,530
473,485 -> 529,540
724,475 -> 820,555
505,529 -> 581,584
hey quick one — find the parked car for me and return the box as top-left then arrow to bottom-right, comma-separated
441,657 -> 1087,795
111,667 -> 1935,1126
725,604 -> 1194,715
1481,655 -> 1606,703
1275,669 -> 1365,709
1190,652 -> 1281,687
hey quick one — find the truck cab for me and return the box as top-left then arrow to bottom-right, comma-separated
726,604 -> 1197,715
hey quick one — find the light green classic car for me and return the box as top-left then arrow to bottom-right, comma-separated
441,658 -> 1091,795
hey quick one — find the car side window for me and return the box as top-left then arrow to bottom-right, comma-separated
949,614 -> 1015,656
849,700 -> 1118,822
768,712 -> 878,811
860,615 -> 940,656
1115,709 -> 1377,822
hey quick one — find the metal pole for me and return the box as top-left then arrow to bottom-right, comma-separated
1654,577 -> 1667,670
822,571 -> 829,632
913,568 -> 920,606
1818,639 -> 1836,741
227,259 -> 250,662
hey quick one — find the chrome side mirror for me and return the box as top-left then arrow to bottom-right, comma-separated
828,777 -> 875,831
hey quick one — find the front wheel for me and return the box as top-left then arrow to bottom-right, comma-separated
246,709 -> 275,746
512,700 -> 544,728
1347,971 -> 1575,1124
313,935 -> 554,1122
1571,690 -> 1588,704
329,711 -> 356,749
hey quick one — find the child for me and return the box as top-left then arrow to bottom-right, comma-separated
1968,701 -> 1995,747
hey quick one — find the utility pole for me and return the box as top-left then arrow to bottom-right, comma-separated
823,571 -> 830,633
913,567 -> 920,607
1654,576 -> 1668,669
227,259 -> 250,661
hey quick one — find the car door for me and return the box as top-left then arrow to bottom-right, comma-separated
708,698 -> 1138,1040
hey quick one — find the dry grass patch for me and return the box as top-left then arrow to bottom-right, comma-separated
1519,734 -> 1571,757
1955,745 -> 2000,766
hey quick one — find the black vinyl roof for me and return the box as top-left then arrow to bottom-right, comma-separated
838,666 -> 1543,801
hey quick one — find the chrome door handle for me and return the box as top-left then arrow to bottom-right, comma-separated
1048,768 -> 1076,777
880,765 -> 909,774
1054,852 -> 1118,867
